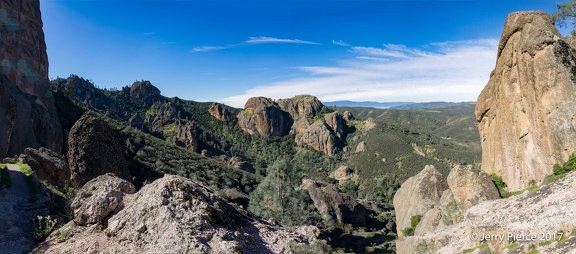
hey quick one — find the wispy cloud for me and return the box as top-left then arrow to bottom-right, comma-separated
332,40 -> 350,46
192,36 -> 320,52
218,39 -> 499,107
142,32 -> 156,36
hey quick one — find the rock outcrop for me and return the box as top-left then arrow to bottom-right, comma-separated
0,0 -> 63,157
329,165 -> 353,181
172,119 -> 198,152
19,147 -> 70,190
277,94 -> 325,120
475,11 -> 576,191
71,174 -> 136,226
396,171 -> 576,253
237,97 -> 292,137
208,102 -> 233,121
300,179 -> 366,227
324,111 -> 345,139
446,165 -> 500,210
129,80 -> 161,107
35,174 -> 317,254
68,112 -> 131,188
297,122 -> 338,156
393,165 -> 448,237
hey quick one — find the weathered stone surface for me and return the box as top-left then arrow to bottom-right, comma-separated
68,112 -> 131,188
226,156 -> 255,174
324,111 -> 345,139
300,179 -> 366,227
237,97 -> 292,137
19,147 -> 70,190
0,0 -> 63,158
172,119 -> 198,152
128,113 -> 144,130
145,101 -> 177,133
396,171 -> 576,253
475,11 -> 576,191
393,165 -> 448,237
208,102 -> 233,121
35,174 -> 316,254
72,173 -> 136,226
129,80 -> 160,107
297,122 -> 337,156
355,141 -> 366,153
447,165 -> 500,210
343,111 -> 355,121
329,165 -> 353,181
277,94 -> 325,120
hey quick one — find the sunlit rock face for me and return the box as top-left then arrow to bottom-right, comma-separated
0,0 -> 63,157
476,11 -> 576,191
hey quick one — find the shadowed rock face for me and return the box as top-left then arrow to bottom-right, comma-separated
68,112 -> 131,188
0,0 -> 63,157
129,80 -> 160,107
208,102 -> 233,121
476,11 -> 576,191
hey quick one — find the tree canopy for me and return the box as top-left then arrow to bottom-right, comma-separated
552,0 -> 576,34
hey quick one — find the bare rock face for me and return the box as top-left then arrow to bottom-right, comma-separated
237,97 -> 292,137
127,113 -> 144,130
19,147 -> 70,190
447,165 -> 500,210
329,165 -> 353,181
355,141 -> 366,153
475,11 -> 576,191
145,101 -> 177,133
324,111 -> 345,139
172,119 -> 198,152
208,102 -> 233,121
68,112 -> 131,188
129,80 -> 160,107
343,111 -> 355,121
277,94 -> 325,120
0,0 -> 63,157
300,179 -> 366,227
297,122 -> 337,156
72,173 -> 136,226
35,174 -> 316,254
226,156 -> 255,174
393,165 -> 448,237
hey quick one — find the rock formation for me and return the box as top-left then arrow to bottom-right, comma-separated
475,11 -> 576,191
300,179 -> 366,227
68,112 -> 131,188
19,147 -> 70,190
172,119 -> 198,152
129,80 -> 160,107
324,111 -> 345,139
446,165 -> 500,210
71,173 -> 136,226
329,165 -> 353,181
296,122 -> 337,156
35,174 -> 318,253
0,0 -> 63,157
277,94 -> 325,120
392,165 -> 448,237
237,97 -> 292,137
208,102 -> 233,121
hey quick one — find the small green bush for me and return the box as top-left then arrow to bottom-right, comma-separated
410,214 -> 422,229
33,216 -> 59,241
553,154 -> 576,175
490,173 -> 509,198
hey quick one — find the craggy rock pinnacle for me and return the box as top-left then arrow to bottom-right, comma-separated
476,11 -> 576,191
237,97 -> 292,137
0,0 -> 63,157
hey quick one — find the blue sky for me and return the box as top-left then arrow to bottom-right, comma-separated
41,0 -> 567,107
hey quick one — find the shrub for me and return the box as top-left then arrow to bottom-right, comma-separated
401,214 -> 422,236
553,153 -> 576,175
490,173 -> 508,198
33,216 -> 59,241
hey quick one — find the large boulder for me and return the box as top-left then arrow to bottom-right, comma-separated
0,0 -> 63,158
129,80 -> 161,107
68,112 -> 131,188
447,165 -> 500,210
277,95 -> 326,135
71,173 -> 136,226
296,122 -> 338,156
300,179 -> 366,227
34,174 -> 317,254
392,165 -> 448,237
329,165 -> 353,181
19,147 -> 70,190
475,11 -> 576,191
237,97 -> 292,137
324,111 -> 345,139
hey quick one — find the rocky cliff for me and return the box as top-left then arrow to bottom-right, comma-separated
0,0 -> 63,157
237,97 -> 293,137
475,11 -> 576,191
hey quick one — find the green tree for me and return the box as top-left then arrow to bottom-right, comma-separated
552,0 -> 576,34
248,159 -> 320,227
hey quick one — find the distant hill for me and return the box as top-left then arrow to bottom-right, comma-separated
323,101 -> 413,108
390,101 -> 460,110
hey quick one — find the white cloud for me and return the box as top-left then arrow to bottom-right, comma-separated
218,38 -> 499,108
192,36 -> 319,52
332,40 -> 350,46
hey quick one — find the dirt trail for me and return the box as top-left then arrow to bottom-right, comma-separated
0,164 -> 49,254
